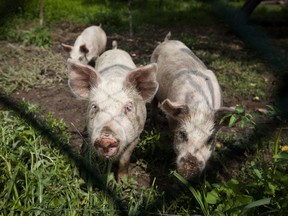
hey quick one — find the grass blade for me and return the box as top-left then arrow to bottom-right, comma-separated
173,171 -> 210,216
239,198 -> 271,215
273,128 -> 282,174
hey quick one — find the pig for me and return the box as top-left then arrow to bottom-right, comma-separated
151,33 -> 233,181
62,25 -> 107,67
67,44 -> 158,182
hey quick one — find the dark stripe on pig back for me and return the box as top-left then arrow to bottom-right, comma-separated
180,48 -> 207,70
99,64 -> 134,75
171,70 -> 215,109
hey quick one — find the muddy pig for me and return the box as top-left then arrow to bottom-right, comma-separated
67,43 -> 158,182
62,25 -> 107,67
151,33 -> 233,181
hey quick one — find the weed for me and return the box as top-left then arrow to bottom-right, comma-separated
137,128 -> 160,156
22,26 -> 52,48
173,171 -> 210,216
1,24 -> 51,47
221,105 -> 255,128
0,43 -> 66,94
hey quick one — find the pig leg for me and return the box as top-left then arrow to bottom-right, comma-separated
117,138 -> 139,183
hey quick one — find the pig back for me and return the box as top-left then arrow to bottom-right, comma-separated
74,26 -> 107,59
152,40 -> 222,110
151,40 -> 207,71
95,49 -> 136,79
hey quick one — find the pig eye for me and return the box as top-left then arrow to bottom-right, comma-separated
124,103 -> 133,114
177,130 -> 188,142
91,104 -> 99,113
207,137 -> 214,145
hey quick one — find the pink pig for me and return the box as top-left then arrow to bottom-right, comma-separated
62,25 -> 107,67
151,33 -> 233,180
67,44 -> 158,182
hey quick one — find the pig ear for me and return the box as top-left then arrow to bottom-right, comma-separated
80,44 -> 89,54
67,58 -> 101,99
125,63 -> 159,102
161,99 -> 189,120
61,43 -> 73,53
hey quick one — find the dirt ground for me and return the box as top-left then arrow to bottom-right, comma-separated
3,19 -> 285,186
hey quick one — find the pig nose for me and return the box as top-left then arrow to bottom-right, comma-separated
94,136 -> 119,158
177,153 -> 204,181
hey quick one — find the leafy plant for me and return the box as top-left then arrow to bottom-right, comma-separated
221,105 -> 255,128
138,128 -> 160,155
22,26 -> 52,47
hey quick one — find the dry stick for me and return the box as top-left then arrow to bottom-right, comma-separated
39,0 -> 44,26
128,0 -> 133,38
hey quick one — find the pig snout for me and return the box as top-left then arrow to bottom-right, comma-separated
94,129 -> 120,158
177,153 -> 204,181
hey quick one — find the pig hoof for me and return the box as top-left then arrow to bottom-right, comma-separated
177,154 -> 204,181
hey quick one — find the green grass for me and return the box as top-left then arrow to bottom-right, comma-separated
0,101 -> 164,215
0,0 -> 218,39
2,102 -> 288,214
